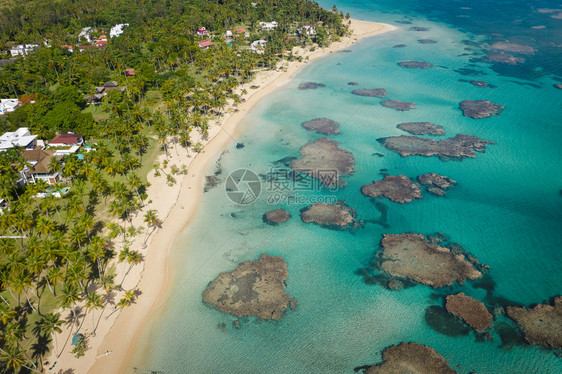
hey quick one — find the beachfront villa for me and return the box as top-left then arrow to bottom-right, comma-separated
79,27 -> 93,43
0,127 -> 37,151
0,98 -> 20,115
250,39 -> 267,53
20,149 -> 63,185
49,131 -> 84,148
299,25 -> 317,35
260,21 -> 278,31
110,24 -> 129,38
10,44 -> 39,57
197,27 -> 210,37
198,40 -> 213,48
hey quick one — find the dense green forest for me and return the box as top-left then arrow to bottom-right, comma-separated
0,1 -> 347,372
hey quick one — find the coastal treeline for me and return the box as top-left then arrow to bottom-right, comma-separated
0,0 -> 347,372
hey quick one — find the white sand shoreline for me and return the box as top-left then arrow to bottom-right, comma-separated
48,19 -> 397,374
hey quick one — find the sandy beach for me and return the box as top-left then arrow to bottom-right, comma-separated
48,19 -> 396,374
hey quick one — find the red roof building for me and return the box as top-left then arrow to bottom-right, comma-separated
125,68 -> 135,76
49,132 -> 84,146
197,27 -> 209,36
198,40 -> 213,48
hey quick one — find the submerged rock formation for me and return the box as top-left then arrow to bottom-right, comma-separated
380,134 -> 493,159
364,342 -> 456,374
485,52 -> 524,65
202,254 -> 291,320
361,175 -> 422,203
417,173 -> 456,196
459,100 -> 504,119
397,122 -> 445,135
490,42 -> 536,55
381,100 -> 416,111
300,202 -> 355,230
445,293 -> 493,332
352,88 -> 387,97
290,137 -> 355,188
398,61 -> 434,69
470,80 -> 489,88
298,82 -> 325,90
301,118 -> 340,135
418,39 -> 438,44
393,44 -> 406,48
263,209 -> 291,225
506,296 -> 562,349
377,233 -> 482,288
409,26 -> 430,31
348,82 -> 360,86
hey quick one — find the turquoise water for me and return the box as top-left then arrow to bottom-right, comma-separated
130,2 -> 562,373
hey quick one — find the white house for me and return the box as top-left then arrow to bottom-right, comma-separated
197,27 -> 210,37
259,21 -> 278,31
0,127 -> 37,151
110,24 -> 129,38
10,44 -> 39,57
0,99 -> 20,115
78,27 -> 93,43
299,25 -> 316,36
250,40 -> 267,53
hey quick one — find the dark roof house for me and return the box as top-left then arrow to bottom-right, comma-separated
21,149 -> 63,185
49,132 -> 84,146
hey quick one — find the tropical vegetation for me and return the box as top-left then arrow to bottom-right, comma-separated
0,0 -> 347,372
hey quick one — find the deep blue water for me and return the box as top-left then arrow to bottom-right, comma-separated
130,1 -> 562,373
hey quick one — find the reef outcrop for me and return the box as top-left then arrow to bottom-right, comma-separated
263,209 -> 291,225
459,100 -> 504,119
202,254 -> 291,320
301,118 -> 341,135
290,137 -> 355,188
506,296 -> 562,350
377,233 -> 482,288
445,293 -> 493,332
398,61 -> 434,69
381,100 -> 416,111
417,173 -> 456,195
298,82 -> 325,90
364,342 -> 457,374
397,122 -> 444,135
300,202 -> 355,230
380,134 -> 493,159
352,88 -> 387,97
361,175 -> 422,203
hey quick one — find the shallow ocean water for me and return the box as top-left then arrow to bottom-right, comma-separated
130,1 -> 562,373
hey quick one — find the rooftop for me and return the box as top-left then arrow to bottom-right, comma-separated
50,132 -> 84,145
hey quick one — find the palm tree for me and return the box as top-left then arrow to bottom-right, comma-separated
0,345 -> 26,373
58,282 -> 81,358
34,313 -> 63,357
35,216 -> 56,238
59,282 -> 80,330
46,266 -> 64,296
12,271 -> 36,313
84,292 -> 103,335
118,248 -> 142,286
142,209 -> 161,246
116,289 -> 136,309
0,303 -> 16,325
